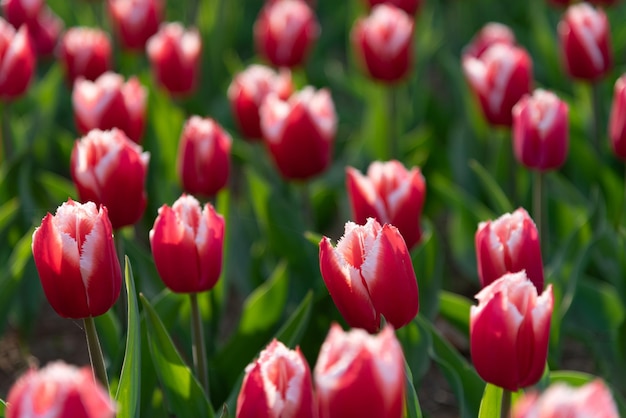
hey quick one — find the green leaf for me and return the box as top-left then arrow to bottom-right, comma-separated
275,290 -> 314,348
477,384 -> 502,418
0,198 -> 18,233
438,291 -> 473,337
468,159 -> 513,215
94,310 -> 122,370
403,359 -> 423,418
549,370 -> 595,386
0,398 -> 5,417
411,220 -> 443,320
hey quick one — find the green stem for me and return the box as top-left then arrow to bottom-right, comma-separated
591,81 -> 602,155
616,164 -> 626,231
299,180 -> 313,230
533,170 -> 545,257
388,85 -> 398,160
83,316 -> 109,391
501,388 -> 512,418
190,292 -> 209,398
1,101 -> 13,162
114,230 -> 125,269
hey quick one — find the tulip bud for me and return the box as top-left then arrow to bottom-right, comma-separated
364,0 -> 421,15
146,22 -> 201,96
260,86 -> 336,180
346,160 -> 426,250
108,0 -> 163,51
228,64 -> 293,140
1,0 -> 43,27
254,0 -> 319,68
150,194 -> 225,293
609,74 -> 626,160
59,27 -> 112,84
319,218 -> 419,332
236,340 -> 315,418
31,199 -> 122,318
351,4 -> 414,83
177,116 -> 232,197
70,129 -> 150,230
512,89 -> 569,171
0,20 -> 35,100
462,22 -> 515,60
470,271 -> 553,391
6,361 -> 116,418
28,6 -> 63,57
558,3 -> 612,81
475,208 -> 544,291
314,324 -> 405,418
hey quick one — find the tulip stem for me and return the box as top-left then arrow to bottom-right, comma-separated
591,81 -> 602,155
83,316 -> 110,392
617,164 -> 626,230
533,170 -> 545,257
501,389 -> 512,418
190,292 -> 210,399
1,101 -> 13,162
388,85 -> 399,159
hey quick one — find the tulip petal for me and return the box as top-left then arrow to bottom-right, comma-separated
195,204 -> 224,292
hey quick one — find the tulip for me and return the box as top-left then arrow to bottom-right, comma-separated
512,89 -> 569,171
314,324 -> 405,418
364,0 -> 421,15
558,3 -> 612,81
72,72 -> 147,143
319,218 -> 418,332
150,194 -> 225,293
177,116 -> 232,197
28,6 -> 63,56
1,0 -> 43,27
512,379 -> 619,418
260,86 -> 336,180
31,199 -> 122,319
236,340 -> 315,418
146,22 -> 202,96
6,362 -> 116,418
351,4 -> 414,83
609,74 -> 626,160
475,208 -> 544,291
254,0 -> 319,68
462,22 -> 515,60
470,271 -> 553,391
59,27 -> 112,84
70,129 -> 150,230
228,64 -> 293,140
108,0 -> 163,51
0,20 -> 35,100
346,160 -> 426,250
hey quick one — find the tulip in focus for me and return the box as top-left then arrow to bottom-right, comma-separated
70,129 -> 150,230
150,194 -> 225,293
59,27 -> 112,84
108,0 -> 163,50
31,199 -> 122,319
314,324 -> 405,418
0,19 -> 35,100
352,4 -> 414,83
319,218 -> 419,332
346,160 -> 426,249
364,0 -> 421,15
512,89 -> 569,171
6,361 -> 116,418
177,116 -> 232,197
28,6 -> 63,56
462,22 -> 515,60
470,271 -> 553,391
147,22 -> 202,96
1,0 -> 43,27
228,64 -> 293,140
236,339 -> 315,418
609,74 -> 626,160
260,86 -> 336,180
254,0 -> 319,68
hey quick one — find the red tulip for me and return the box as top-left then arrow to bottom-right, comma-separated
364,0 -> 421,15
28,6 -> 63,56
558,3 -> 612,81
108,0 -> 163,51
512,89 -> 569,171
0,20 -> 35,100
319,218 -> 418,332
254,0 -> 319,68
346,160 -> 426,250
177,116 -> 232,197
228,64 -> 293,140
150,194 -> 225,293
146,22 -> 201,96
260,86 -> 336,180
236,339 -> 315,418
6,362 -> 116,418
475,208 -> 544,291
314,324 -> 405,418
463,22 -> 515,60
31,199 -> 122,319
470,271 -> 553,391
59,27 -> 112,84
1,0 -> 43,27
609,74 -> 626,160
70,129 -> 150,230
352,4 -> 414,83
72,72 -> 147,143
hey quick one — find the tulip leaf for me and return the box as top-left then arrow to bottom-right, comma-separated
140,294 -> 214,418
275,290 -> 314,348
403,359 -> 424,418
438,290 -> 472,337
477,384 -> 502,418
115,257 -> 142,418
468,159 -> 513,215
0,398 -> 5,417
0,198 -> 18,233
411,219 -> 443,320
548,370 -> 595,386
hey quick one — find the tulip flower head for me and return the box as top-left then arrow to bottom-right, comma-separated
364,0 -> 421,15
0,19 -> 35,100
108,0 -> 163,50
59,27 -> 112,84
28,6 -> 63,56
609,74 -> 626,160
1,0 -> 43,27
463,22 -> 516,60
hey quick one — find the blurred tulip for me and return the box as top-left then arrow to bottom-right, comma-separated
108,0 -> 163,50
72,72 -> 147,143
6,361 -> 116,418
228,64 -> 293,140
558,3 -> 612,81
352,4 -> 414,83
1,0 -> 43,27
470,271 -> 553,391
146,22 -> 201,96
346,160 -> 426,249
463,22 -> 515,59
0,20 -> 35,100
260,86 -> 336,180
319,218 -> 418,332
236,339 -> 315,418
59,27 -> 112,84
150,194 -> 225,293
70,129 -> 150,229
28,6 -> 63,56
609,74 -> 626,160
512,89 -> 569,171
254,0 -> 319,68
31,199 -> 122,318
475,208 -> 544,291
314,324 -> 405,418
177,116 -> 232,197
512,379 -> 619,418
364,0 -> 421,15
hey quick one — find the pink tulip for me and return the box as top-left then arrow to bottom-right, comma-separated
463,22 -> 515,60
609,74 -> 626,160
108,0 -> 163,51
59,27 -> 112,84
0,20 -> 35,100
364,0 -> 421,15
